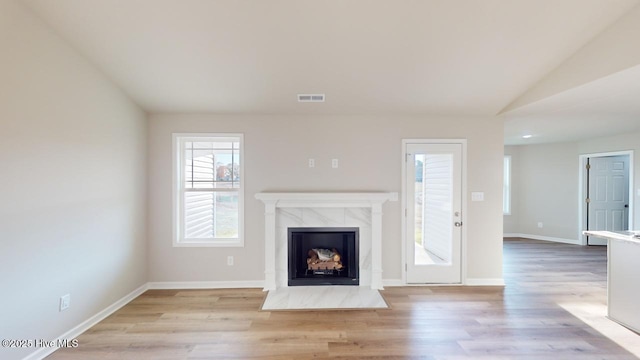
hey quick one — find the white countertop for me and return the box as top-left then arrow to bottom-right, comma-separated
583,230 -> 640,245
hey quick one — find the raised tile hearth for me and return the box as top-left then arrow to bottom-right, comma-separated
261,286 -> 388,310
255,192 -> 398,291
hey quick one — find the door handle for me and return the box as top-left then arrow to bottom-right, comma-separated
454,222 -> 463,227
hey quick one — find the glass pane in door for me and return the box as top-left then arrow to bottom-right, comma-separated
414,154 -> 453,265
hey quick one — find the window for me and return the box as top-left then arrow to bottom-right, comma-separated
173,134 -> 243,247
503,155 -> 511,215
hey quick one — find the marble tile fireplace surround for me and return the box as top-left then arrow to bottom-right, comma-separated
255,192 -> 398,291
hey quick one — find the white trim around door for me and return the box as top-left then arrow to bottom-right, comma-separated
578,150 -> 634,246
401,139 -> 468,285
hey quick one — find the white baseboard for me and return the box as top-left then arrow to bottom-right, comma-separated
382,279 -> 504,287
504,233 -> 581,245
24,283 -> 149,360
147,280 -> 265,290
466,278 -> 506,286
381,279 -> 403,287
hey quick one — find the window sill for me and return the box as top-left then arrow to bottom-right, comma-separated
173,239 -> 244,248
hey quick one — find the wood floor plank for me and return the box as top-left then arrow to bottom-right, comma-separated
46,239 -> 639,359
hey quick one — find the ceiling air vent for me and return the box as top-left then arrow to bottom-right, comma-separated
298,94 -> 325,102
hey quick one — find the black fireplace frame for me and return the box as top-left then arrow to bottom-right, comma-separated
288,227 -> 359,286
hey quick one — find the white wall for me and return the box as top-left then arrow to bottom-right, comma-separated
505,130 -> 640,242
148,114 -> 504,284
510,142 -> 580,241
0,1 -> 147,359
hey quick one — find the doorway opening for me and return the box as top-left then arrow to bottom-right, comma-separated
579,151 -> 634,246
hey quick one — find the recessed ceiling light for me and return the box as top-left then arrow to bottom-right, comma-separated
522,135 -> 533,139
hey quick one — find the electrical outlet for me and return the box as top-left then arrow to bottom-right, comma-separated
227,256 -> 234,266
537,222 -> 543,228
332,159 -> 339,168
308,159 -> 315,168
60,294 -> 70,312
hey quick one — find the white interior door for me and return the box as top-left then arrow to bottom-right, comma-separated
405,142 -> 462,284
587,155 -> 630,245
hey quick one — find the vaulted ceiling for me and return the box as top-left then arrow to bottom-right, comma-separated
23,0 -> 640,144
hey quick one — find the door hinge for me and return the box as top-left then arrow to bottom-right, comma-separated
586,198 -> 591,203
405,208 -> 407,217
406,153 -> 412,162
405,263 -> 407,271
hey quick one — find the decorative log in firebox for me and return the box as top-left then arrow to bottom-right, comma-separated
307,248 -> 343,271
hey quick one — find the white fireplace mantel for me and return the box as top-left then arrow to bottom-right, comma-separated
255,192 -> 398,291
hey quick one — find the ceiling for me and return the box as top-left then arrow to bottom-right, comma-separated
23,0 -> 640,144
504,64 -> 640,145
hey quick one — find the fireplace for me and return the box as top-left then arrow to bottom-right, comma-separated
288,227 -> 359,286
255,192 -> 398,290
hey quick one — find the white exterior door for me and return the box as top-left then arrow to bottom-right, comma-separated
587,155 -> 629,245
405,142 -> 462,284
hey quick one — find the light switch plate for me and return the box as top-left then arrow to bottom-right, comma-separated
471,192 -> 484,202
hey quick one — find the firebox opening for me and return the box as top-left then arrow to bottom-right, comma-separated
288,227 -> 359,286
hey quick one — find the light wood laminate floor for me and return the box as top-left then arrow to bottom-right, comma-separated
47,239 -> 639,359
